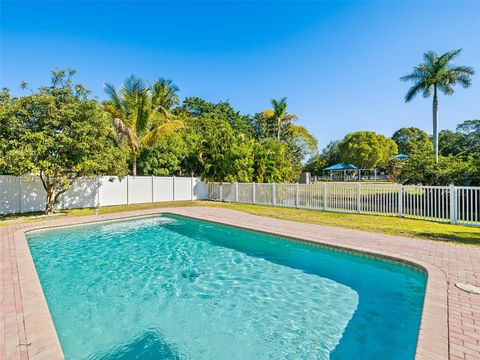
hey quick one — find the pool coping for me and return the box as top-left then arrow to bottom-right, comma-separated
11,207 -> 449,359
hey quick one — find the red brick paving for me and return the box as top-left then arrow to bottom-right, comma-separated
1,206 -> 480,359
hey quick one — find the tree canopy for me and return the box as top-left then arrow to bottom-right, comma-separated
104,76 -> 183,176
391,127 -> 432,155
338,131 -> 398,169
0,69 -> 128,213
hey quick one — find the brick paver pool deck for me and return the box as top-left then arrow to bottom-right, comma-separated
1,206 -> 480,359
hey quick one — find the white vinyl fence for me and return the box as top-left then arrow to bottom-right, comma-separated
209,182 -> 480,227
0,175 -> 208,215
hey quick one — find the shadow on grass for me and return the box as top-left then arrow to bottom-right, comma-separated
416,232 -> 480,247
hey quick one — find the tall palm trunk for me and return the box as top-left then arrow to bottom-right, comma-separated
432,84 -> 439,163
277,118 -> 281,141
132,156 -> 137,176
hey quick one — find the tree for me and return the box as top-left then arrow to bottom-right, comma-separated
104,76 -> 183,176
269,97 -> 297,141
400,49 -> 474,163
391,127 -> 432,155
303,155 -> 327,175
0,69 -> 128,214
253,139 -> 296,183
136,132 -> 188,176
177,97 -> 252,133
197,118 -> 254,182
320,140 -> 341,167
150,78 -> 179,116
338,131 -> 398,169
457,119 -> 480,153
283,124 -> 318,161
438,130 -> 468,156
399,154 -> 479,186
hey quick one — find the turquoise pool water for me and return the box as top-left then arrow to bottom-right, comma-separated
27,214 -> 426,360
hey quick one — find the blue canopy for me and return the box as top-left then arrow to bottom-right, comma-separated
324,163 -> 358,171
394,154 -> 409,159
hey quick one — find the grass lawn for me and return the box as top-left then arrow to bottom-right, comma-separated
1,200 -> 479,247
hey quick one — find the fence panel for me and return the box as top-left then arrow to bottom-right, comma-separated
153,177 -> 174,202
174,177 -> 194,201
128,176 -> 153,204
298,184 -> 324,209
457,187 -> 480,225
0,175 -> 208,215
255,183 -> 274,205
276,184 -> 297,207
60,177 -> 99,209
207,182 -> 480,227
98,176 -> 128,206
238,183 -> 254,203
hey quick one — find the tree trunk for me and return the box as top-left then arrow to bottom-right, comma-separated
433,85 -> 439,164
132,155 -> 137,177
277,118 -> 281,141
44,186 -> 55,215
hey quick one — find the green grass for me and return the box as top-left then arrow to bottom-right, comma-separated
2,200 -> 479,247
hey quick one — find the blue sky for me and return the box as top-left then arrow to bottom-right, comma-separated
1,1 -> 479,148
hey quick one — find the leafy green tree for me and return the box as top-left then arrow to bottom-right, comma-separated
136,132 -> 188,176
253,139 -> 296,183
177,97 -> 252,133
303,155 -> 327,175
391,127 -> 432,155
198,118 -> 254,182
0,69 -> 128,214
104,76 -> 182,176
438,130 -> 468,156
283,124 -> 318,161
320,140 -> 341,166
400,49 -> 474,162
338,131 -> 398,169
304,140 -> 341,175
399,154 -> 479,186
457,119 -> 480,153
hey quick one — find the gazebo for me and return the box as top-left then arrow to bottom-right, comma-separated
324,163 -> 359,181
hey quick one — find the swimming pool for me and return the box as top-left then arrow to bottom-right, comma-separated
27,214 -> 426,359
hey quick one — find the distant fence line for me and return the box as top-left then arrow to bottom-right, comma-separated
0,175 -> 208,215
208,182 -> 480,227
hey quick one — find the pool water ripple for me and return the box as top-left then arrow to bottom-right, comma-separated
27,215 -> 425,359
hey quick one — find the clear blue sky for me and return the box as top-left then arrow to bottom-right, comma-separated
1,1 -> 479,148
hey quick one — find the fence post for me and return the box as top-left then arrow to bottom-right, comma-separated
398,184 -> 403,217
323,183 -> 327,210
450,185 -> 457,224
357,183 -> 361,213
252,182 -> 256,204
172,176 -> 176,202
235,182 -> 239,202
97,177 -> 101,208
272,183 -> 276,206
295,182 -> 299,208
126,176 -> 130,205
18,176 -> 23,214
190,175 -> 194,201
152,175 -> 155,203
220,183 -> 223,201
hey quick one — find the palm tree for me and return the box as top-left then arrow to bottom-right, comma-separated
104,75 -> 182,176
150,78 -> 179,117
401,49 -> 474,163
270,97 -> 297,141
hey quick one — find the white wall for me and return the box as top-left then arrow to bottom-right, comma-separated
0,175 -> 208,215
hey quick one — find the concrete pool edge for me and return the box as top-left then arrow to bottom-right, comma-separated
12,207 -> 448,359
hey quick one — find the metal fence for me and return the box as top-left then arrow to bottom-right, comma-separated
208,182 -> 480,226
